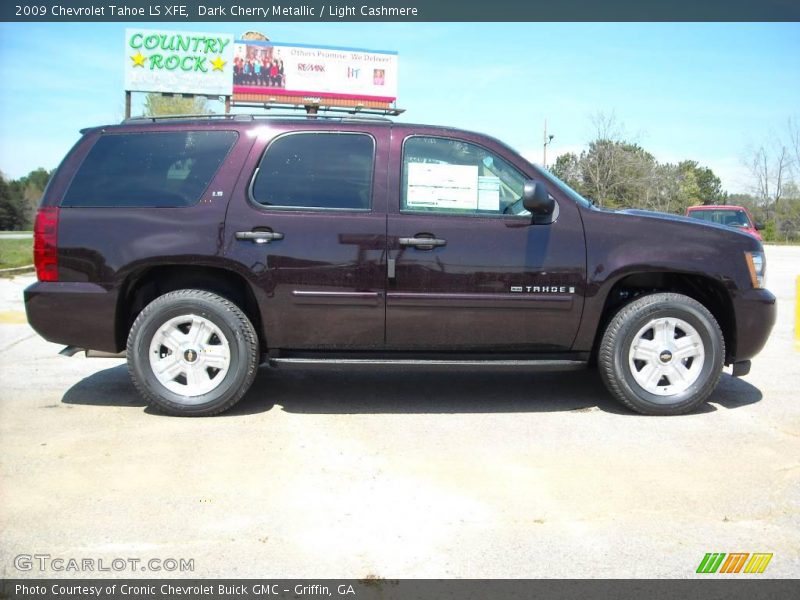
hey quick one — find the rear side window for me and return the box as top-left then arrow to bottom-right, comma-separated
62,131 -> 238,207
251,132 -> 374,210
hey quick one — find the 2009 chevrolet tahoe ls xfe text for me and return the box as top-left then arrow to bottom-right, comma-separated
24,115 -> 776,416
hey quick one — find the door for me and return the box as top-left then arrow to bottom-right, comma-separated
224,127 -> 388,350
386,133 -> 586,352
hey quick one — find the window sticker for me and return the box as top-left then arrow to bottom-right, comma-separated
478,176 -> 501,211
406,163 -> 478,210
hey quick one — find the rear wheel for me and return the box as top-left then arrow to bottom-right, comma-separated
127,289 -> 259,416
598,292 -> 724,415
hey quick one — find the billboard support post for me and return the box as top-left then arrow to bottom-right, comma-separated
125,91 -> 131,119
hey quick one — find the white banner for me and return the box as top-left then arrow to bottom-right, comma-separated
124,28 -> 234,96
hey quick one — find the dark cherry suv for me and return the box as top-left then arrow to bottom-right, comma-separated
25,115 -> 776,416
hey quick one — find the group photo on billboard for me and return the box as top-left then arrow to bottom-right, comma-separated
233,41 -> 398,103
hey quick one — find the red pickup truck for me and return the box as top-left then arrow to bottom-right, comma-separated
685,205 -> 763,241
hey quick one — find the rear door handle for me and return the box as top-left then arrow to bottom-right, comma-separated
235,231 -> 284,244
399,237 -> 447,249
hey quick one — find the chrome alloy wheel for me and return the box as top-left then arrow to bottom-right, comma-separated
628,317 -> 705,398
148,314 -> 231,400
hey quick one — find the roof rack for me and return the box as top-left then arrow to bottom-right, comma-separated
123,107 -> 401,125
123,113 -> 252,124
233,102 -> 403,118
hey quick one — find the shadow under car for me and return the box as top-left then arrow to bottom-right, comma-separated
61,364 -> 763,417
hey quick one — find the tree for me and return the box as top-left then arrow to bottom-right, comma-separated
0,175 -> 29,231
17,168 -> 52,218
575,140 -> 657,208
726,192 -> 761,218
677,161 -> 725,205
737,116 -> 800,240
550,112 -> 727,214
788,116 -> 800,181
747,139 -> 791,237
641,163 -> 684,214
19,167 -> 50,191
579,111 -> 626,206
748,143 -> 789,206
142,93 -> 210,116
570,112 -> 666,208
551,153 -> 582,190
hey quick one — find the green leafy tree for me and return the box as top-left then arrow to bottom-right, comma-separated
677,161 -> 725,205
763,221 -> 777,242
17,168 -> 52,220
566,140 -> 657,208
19,167 -> 50,190
142,93 -> 210,116
0,175 -> 30,230
551,153 -> 582,190
551,113 -> 730,215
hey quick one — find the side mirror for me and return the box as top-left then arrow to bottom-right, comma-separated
522,180 -> 555,217
755,221 -> 764,230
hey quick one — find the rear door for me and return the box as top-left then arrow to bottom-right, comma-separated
385,130 -> 586,352
224,124 -> 389,350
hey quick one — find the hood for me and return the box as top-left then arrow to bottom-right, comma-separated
578,205 -> 764,284
614,208 -> 757,240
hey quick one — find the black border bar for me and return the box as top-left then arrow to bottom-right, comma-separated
2,579 -> 799,600
2,0 -> 800,22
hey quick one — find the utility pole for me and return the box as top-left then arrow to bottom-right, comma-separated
543,119 -> 554,168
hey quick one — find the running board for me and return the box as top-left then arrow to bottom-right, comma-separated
59,346 -> 126,358
86,349 -> 127,358
59,345 -> 84,357
269,357 -> 587,370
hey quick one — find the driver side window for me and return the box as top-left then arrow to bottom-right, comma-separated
401,136 -> 530,217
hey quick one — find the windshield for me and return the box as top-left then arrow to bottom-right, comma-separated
537,168 -> 594,209
688,209 -> 751,228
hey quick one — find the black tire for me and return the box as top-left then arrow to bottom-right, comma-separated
598,292 -> 725,415
126,289 -> 259,416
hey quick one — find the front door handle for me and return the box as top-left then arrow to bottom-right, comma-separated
399,236 -> 447,249
235,230 -> 284,244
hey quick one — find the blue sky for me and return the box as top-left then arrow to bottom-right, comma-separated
0,22 -> 798,193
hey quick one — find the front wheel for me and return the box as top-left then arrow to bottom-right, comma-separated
598,292 -> 725,415
127,289 -> 259,416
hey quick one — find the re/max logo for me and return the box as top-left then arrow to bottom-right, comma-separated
696,553 -> 773,574
297,63 -> 325,72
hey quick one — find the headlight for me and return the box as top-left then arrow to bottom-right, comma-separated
745,251 -> 766,289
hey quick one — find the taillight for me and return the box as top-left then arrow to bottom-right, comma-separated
33,207 -> 59,282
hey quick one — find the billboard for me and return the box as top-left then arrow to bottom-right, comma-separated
124,28 -> 234,96
233,41 -> 398,104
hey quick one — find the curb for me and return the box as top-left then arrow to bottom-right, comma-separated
796,275 -> 799,351
0,265 -> 35,276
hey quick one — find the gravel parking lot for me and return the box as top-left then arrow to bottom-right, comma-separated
1,246 -> 798,579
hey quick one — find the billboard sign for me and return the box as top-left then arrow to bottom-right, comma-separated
124,28 -> 234,96
233,41 -> 398,103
